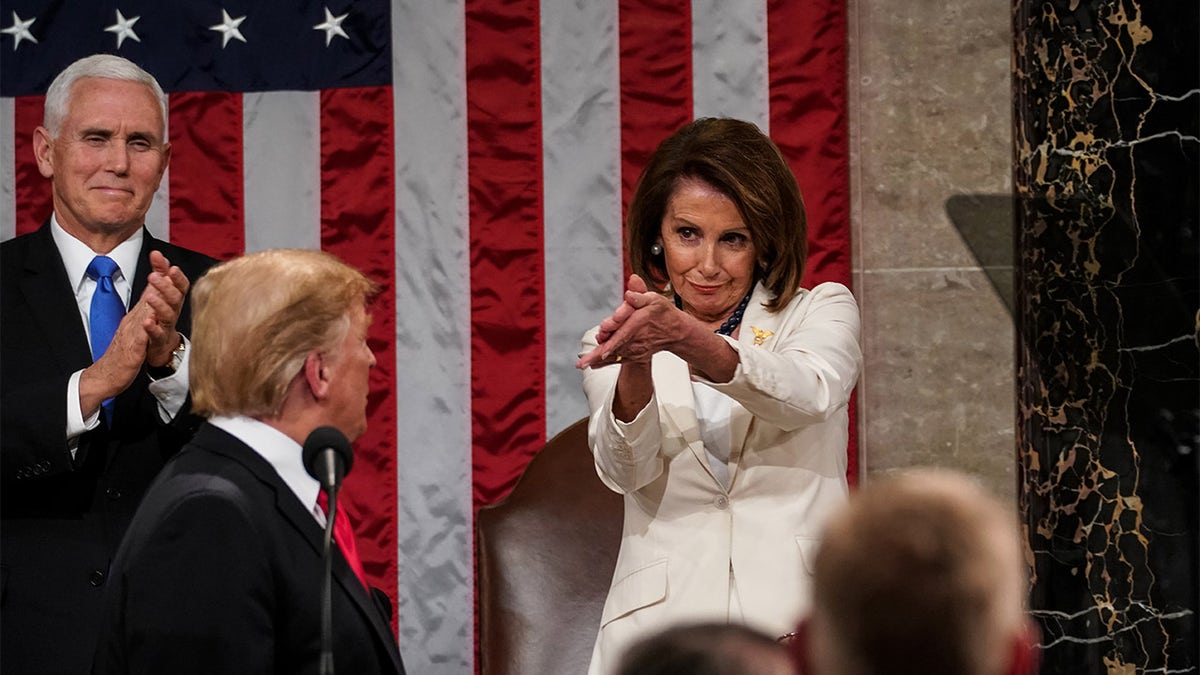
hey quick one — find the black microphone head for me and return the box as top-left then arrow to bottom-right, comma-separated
302,426 -> 354,483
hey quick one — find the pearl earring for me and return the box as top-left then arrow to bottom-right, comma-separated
650,243 -> 663,255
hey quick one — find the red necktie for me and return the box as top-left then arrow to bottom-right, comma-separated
317,490 -> 369,592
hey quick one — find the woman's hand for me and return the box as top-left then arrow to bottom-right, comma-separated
577,275 -> 677,370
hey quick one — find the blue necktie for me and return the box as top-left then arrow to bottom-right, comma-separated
86,255 -> 126,423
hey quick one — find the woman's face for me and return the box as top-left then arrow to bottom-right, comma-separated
658,178 -> 758,326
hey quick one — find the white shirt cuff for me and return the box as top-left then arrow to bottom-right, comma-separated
147,334 -> 192,422
66,369 -> 100,459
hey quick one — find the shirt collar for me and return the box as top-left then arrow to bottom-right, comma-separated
50,214 -> 144,295
209,415 -> 323,516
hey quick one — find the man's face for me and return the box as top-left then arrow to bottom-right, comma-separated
324,303 -> 377,442
34,77 -> 169,241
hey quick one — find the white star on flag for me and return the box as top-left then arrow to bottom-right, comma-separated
2,11 -> 38,50
312,7 -> 348,47
210,9 -> 247,48
104,10 -> 141,49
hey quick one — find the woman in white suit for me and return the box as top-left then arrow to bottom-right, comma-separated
576,117 -> 863,675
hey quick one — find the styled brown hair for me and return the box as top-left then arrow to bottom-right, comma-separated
626,117 -> 808,312
189,249 -> 378,418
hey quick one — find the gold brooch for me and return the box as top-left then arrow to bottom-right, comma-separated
751,326 -> 774,346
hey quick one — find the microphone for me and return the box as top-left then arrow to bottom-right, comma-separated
303,426 -> 354,492
302,426 -> 354,675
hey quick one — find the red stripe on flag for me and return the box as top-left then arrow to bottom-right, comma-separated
318,85 -> 400,629
14,96 -> 50,236
767,0 -> 857,482
167,92 -> 244,260
618,0 -> 693,277
767,0 -> 850,289
465,0 -> 546,507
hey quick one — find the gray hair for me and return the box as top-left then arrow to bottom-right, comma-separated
43,54 -> 167,137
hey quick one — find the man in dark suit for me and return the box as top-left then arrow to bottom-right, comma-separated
1,54 -> 216,673
92,248 -> 406,674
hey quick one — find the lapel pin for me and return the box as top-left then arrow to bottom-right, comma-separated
750,326 -> 774,346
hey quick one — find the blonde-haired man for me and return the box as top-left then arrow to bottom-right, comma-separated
793,469 -> 1040,675
93,249 -> 406,674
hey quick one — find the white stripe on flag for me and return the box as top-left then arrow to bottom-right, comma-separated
392,0 -> 473,672
145,96 -> 170,242
1,98 -> 14,241
692,0 -> 771,131
542,0 -> 623,438
244,91 -> 321,252
145,167 -> 170,242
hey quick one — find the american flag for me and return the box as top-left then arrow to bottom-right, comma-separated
0,0 -> 852,671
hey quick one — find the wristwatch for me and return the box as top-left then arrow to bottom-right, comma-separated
147,335 -> 186,379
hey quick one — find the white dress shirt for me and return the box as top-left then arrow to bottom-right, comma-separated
209,415 -> 326,527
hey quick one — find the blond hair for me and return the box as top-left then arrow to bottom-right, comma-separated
190,249 -> 378,418
809,469 -> 1028,675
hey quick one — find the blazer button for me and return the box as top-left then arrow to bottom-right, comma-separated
89,570 -> 106,587
713,495 -> 729,510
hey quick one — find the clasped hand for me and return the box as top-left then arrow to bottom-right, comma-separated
79,251 -> 192,413
576,274 -> 677,370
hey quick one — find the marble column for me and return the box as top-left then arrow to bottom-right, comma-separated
1013,0 -> 1199,672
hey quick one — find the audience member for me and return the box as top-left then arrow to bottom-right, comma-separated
793,469 -> 1039,675
618,621 -> 795,675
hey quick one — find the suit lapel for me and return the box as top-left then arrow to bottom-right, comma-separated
322,498 -> 405,671
19,223 -> 92,373
130,227 -> 173,302
653,344 -> 724,487
725,285 -> 781,488
129,229 -> 154,303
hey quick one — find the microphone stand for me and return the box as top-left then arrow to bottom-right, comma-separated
303,426 -> 354,675
319,485 -> 339,675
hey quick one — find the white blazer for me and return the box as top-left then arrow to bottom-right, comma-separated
580,282 -> 863,675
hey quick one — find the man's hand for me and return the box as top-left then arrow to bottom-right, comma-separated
141,251 -> 191,367
78,304 -> 152,418
77,251 -> 195,418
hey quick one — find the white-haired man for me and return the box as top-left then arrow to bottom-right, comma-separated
1,54 -> 215,672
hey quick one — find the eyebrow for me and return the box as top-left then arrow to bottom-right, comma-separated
670,217 -> 750,234
76,127 -> 115,138
76,127 -> 161,143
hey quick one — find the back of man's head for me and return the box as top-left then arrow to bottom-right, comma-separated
800,469 -> 1036,675
617,622 -> 795,675
189,248 -> 377,419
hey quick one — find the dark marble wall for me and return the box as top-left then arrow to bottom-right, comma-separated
1013,0 -> 1199,672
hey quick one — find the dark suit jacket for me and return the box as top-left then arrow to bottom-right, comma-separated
1,221 -> 216,673
92,423 -> 406,674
